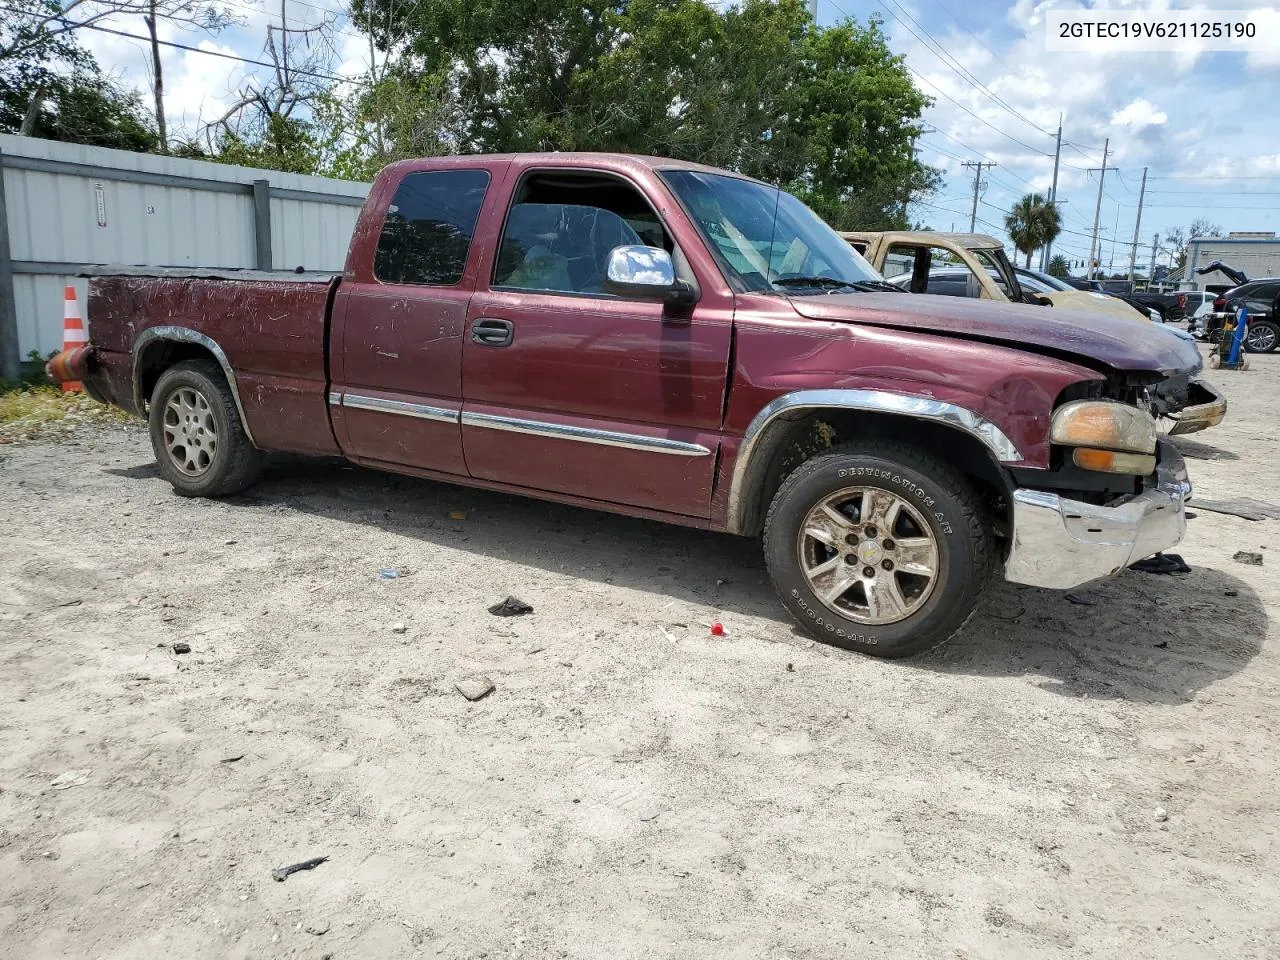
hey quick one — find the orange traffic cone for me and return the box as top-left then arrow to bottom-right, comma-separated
61,285 -> 86,392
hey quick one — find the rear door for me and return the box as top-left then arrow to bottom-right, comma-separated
330,167 -> 498,475
459,165 -> 732,518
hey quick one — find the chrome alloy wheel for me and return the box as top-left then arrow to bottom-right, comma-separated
797,486 -> 940,625
1246,324 -> 1277,352
162,386 -> 218,477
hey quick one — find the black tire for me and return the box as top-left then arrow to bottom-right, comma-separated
148,360 -> 263,497
1245,320 -> 1280,354
762,440 -> 993,658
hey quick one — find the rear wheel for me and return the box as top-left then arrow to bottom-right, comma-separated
1245,320 -> 1279,353
763,440 -> 994,658
149,360 -> 263,497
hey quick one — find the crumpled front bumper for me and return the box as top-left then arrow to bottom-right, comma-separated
1004,441 -> 1192,590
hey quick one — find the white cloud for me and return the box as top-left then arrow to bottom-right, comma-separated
1110,98 -> 1168,128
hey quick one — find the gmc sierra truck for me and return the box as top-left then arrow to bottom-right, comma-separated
55,152 -> 1227,657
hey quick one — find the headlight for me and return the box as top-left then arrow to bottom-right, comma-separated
1051,400 -> 1158,475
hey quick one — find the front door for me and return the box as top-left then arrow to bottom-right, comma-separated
460,167 -> 732,518
331,167 -> 495,476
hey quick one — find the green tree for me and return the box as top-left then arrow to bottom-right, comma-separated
1,68 -> 158,151
1047,253 -> 1070,279
343,0 -> 937,226
1004,193 -> 1061,267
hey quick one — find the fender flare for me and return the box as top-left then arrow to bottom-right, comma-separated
132,326 -> 257,447
725,388 -> 1023,535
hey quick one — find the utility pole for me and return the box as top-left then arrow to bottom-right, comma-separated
1041,116 -> 1063,271
962,160 -> 995,233
1151,233 -> 1160,285
1086,137 -> 1109,281
1126,166 -> 1148,282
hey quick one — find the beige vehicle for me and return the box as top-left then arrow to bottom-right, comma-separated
842,231 -> 1147,323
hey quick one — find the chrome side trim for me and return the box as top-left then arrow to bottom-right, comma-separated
340,394 -> 459,424
328,391 -> 343,406
726,388 -> 1022,534
132,325 -> 256,447
461,411 -> 711,456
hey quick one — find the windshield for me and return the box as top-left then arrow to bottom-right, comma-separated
661,170 -> 884,293
1017,269 -> 1072,293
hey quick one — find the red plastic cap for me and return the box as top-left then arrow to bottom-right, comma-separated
710,621 -> 724,636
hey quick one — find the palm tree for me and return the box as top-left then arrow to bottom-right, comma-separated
1046,254 -> 1070,279
1004,194 -> 1062,268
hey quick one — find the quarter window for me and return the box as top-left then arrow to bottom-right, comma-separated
374,170 -> 490,285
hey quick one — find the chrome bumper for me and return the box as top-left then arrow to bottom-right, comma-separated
1004,441 -> 1191,590
1166,378 -> 1227,436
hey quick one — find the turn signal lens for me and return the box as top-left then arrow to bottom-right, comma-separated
1072,448 -> 1157,475
1051,400 -> 1157,454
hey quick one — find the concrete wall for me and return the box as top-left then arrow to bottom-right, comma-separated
0,135 -> 370,377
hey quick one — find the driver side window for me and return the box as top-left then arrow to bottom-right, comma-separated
493,171 -> 673,297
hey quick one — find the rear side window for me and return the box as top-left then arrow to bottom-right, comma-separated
374,170 -> 490,285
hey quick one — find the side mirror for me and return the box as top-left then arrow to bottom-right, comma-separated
604,245 -> 695,305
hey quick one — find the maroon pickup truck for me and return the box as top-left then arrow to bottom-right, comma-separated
65,152 -> 1226,657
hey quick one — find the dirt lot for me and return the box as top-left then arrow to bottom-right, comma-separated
2,344 -> 1278,960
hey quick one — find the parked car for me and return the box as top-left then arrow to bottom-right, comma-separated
1201,280 -> 1280,352
1063,277 -> 1105,292
1015,268 -> 1158,322
53,152 -> 1225,659
846,231 -> 1154,323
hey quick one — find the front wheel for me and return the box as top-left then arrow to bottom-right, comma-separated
763,441 -> 994,658
149,360 -> 263,497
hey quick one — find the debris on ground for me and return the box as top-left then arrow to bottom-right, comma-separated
1225,589 -> 1239,597
50,769 -> 91,790
219,754 -> 244,764
638,803 -> 663,822
171,641 -> 191,655
488,596 -> 533,617
448,510 -> 467,521
710,621 -> 725,636
1065,593 -> 1098,606
1189,497 -> 1280,521
1154,641 -> 1169,649
271,855 -> 328,881
455,676 -> 495,701
1129,553 -> 1191,574
377,568 -> 401,580
1232,551 -> 1264,566
304,920 -> 331,936
391,622 -> 407,634
1153,807 -> 1169,823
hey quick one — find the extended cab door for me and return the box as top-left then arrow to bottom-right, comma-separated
329,164 -> 503,475
459,164 -> 733,518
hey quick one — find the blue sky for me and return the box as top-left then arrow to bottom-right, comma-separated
819,0 -> 1280,273
83,0 -> 1280,275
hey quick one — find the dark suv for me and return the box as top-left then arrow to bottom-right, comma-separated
1203,280 -> 1280,352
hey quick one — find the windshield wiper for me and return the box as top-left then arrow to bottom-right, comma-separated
772,275 -> 858,290
771,276 -> 905,294
844,280 -> 907,293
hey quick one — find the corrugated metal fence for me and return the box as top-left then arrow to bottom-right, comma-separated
0,134 -> 371,380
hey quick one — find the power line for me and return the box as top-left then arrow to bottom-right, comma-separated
0,8 -> 367,86
875,0 -> 1055,138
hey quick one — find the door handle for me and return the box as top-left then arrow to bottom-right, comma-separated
471,317 -> 513,347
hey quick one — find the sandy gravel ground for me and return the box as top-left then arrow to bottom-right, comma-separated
2,343 -> 1278,959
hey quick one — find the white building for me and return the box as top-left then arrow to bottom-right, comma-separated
1183,232 -> 1280,292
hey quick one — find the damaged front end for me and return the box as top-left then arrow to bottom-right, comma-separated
1000,365 -> 1214,591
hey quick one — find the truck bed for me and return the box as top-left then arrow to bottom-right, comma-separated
85,273 -> 342,457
